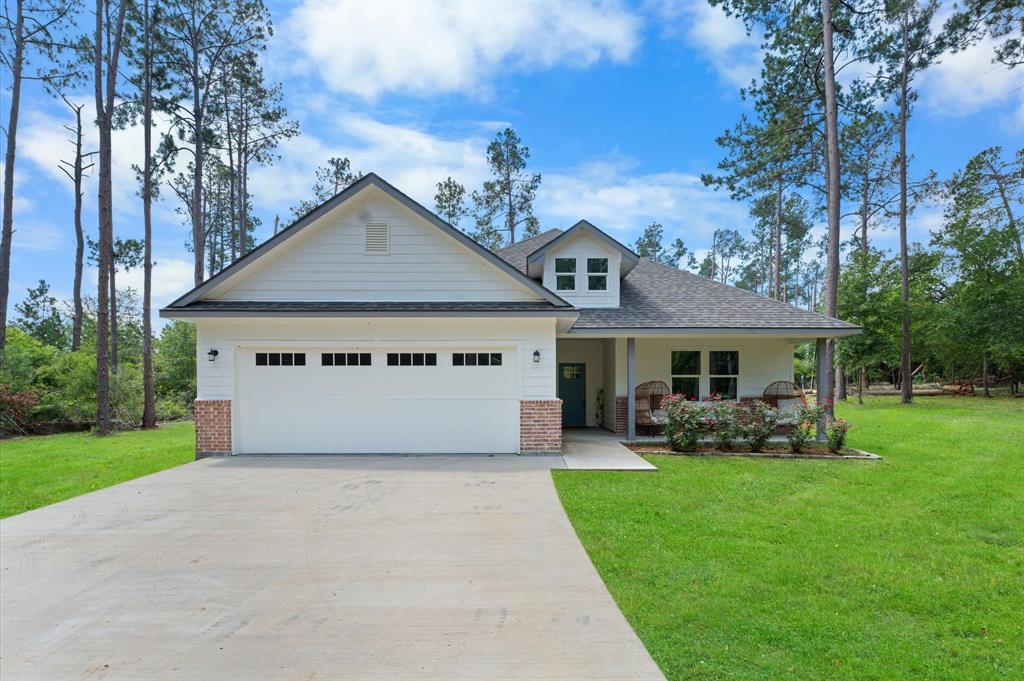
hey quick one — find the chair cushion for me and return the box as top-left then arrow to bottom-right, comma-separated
776,398 -> 801,412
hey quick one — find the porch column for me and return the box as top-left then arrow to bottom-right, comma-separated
627,336 -> 636,440
815,337 -> 827,441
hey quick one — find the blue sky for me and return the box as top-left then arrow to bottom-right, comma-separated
6,0 -> 1022,322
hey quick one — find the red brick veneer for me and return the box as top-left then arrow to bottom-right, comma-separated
520,399 -> 562,454
194,399 -> 231,458
614,396 -> 628,434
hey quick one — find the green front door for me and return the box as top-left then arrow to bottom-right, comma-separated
559,363 -> 587,427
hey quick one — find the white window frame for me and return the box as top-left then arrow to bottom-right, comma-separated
587,257 -> 608,291
708,350 -> 740,400
555,257 -> 577,291
669,349 -> 702,399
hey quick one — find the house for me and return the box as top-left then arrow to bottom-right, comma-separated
161,173 -> 859,457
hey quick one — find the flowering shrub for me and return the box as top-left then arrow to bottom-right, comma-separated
787,403 -> 826,453
740,400 -> 777,452
662,393 -> 706,452
709,400 -> 738,450
825,417 -> 850,454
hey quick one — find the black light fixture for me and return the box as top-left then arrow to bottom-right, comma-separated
207,348 -> 219,362
532,350 -> 541,363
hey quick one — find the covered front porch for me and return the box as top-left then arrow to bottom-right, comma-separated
555,332 -> 845,440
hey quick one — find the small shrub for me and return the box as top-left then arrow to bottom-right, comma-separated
0,384 -> 41,436
709,400 -> 738,450
825,417 -> 851,454
741,401 -> 777,452
787,403 -> 826,453
156,397 -> 190,422
663,394 -> 706,452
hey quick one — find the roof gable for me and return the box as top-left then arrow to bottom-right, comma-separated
525,220 -> 639,279
164,174 -> 570,310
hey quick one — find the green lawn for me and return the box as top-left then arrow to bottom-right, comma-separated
554,397 -> 1024,680
0,421 -> 195,518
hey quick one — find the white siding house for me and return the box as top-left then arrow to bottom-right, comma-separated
162,174 -> 859,457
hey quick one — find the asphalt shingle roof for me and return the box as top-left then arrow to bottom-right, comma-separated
495,231 -> 857,331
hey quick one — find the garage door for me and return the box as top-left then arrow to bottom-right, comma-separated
236,346 -> 518,454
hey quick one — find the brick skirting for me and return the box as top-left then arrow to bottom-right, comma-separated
614,396 -> 628,435
194,399 -> 231,458
520,399 -> 562,455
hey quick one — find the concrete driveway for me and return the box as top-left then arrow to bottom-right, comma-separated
1,456 -> 665,681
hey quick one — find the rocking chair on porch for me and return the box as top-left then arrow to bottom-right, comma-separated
635,380 -> 671,435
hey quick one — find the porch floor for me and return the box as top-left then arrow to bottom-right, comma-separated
561,429 -> 658,472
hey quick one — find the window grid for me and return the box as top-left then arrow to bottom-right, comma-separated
452,352 -> 503,367
587,258 -> 608,291
670,350 -> 700,399
321,352 -> 372,367
708,350 -> 739,400
555,257 -> 576,291
386,352 -> 438,367
255,352 -> 305,367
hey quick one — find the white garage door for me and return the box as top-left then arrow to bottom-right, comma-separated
236,346 -> 518,454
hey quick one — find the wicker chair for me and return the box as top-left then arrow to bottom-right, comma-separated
761,380 -> 805,408
635,380 -> 670,434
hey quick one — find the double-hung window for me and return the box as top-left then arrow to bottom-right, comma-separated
555,258 -> 576,291
709,351 -> 739,399
670,350 -> 700,399
587,258 -> 608,291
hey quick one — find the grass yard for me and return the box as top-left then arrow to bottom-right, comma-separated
554,397 -> 1024,680
0,421 -> 195,518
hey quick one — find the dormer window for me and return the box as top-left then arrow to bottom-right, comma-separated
555,258 -> 576,291
587,258 -> 608,291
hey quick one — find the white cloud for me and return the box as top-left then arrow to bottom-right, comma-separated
921,36 -> 1024,119
88,256 -> 196,308
651,0 -> 762,89
247,114 -> 494,217
283,0 -> 642,99
538,159 -> 750,244
13,221 -> 62,252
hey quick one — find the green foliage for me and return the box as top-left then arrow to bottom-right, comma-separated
14,280 -> 70,349
155,321 -> 197,407
633,222 -> 688,267
290,157 -> 362,218
708,400 -> 739,450
434,176 -> 468,227
662,394 -> 706,452
786,402 -> 825,453
740,400 -> 778,452
824,416 -> 850,453
1,328 -> 60,391
472,128 -> 541,245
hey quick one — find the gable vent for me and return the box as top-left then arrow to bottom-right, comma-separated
364,223 -> 389,255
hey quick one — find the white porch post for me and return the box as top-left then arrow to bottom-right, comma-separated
815,337 -> 828,441
627,336 -> 636,440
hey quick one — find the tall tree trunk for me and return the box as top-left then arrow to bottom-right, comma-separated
898,9 -> 913,405
982,351 -> 990,398
819,0 -> 841,421
141,0 -> 156,428
191,34 -> 205,285
836,365 -> 847,401
860,161 -> 870,256
858,366 -> 865,404
69,103 -> 86,351
0,0 -> 24,364
774,175 -> 783,300
109,258 -> 118,373
987,160 -> 1023,261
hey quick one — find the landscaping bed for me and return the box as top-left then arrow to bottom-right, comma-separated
624,442 -> 881,460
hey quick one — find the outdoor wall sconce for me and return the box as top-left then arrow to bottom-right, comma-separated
533,350 -> 541,363
207,349 -> 219,362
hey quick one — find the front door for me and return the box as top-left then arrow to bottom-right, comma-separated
559,363 -> 587,427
